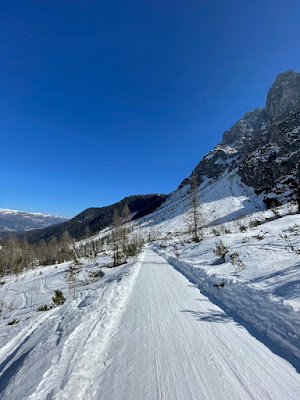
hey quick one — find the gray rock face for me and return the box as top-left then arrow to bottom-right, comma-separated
238,111 -> 300,204
222,108 -> 264,148
180,70 -> 300,205
266,70 -> 300,119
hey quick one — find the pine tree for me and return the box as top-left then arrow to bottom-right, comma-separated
38,239 -> 48,265
60,231 -> 73,261
0,236 -> 20,275
48,236 -> 59,265
21,236 -> 33,270
297,188 -> 300,213
121,204 -> 131,249
122,204 -> 131,223
190,175 -> 200,242
65,263 -> 81,299
112,210 -> 122,266
84,226 -> 91,239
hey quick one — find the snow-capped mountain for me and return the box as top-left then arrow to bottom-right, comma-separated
0,209 -> 68,232
8,70 -> 300,244
180,70 -> 300,207
129,70 -> 299,241
1,71 -> 300,400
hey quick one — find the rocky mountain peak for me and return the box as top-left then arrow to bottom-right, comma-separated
222,70 -> 300,147
179,69 -> 300,205
222,108 -> 263,148
266,70 -> 300,118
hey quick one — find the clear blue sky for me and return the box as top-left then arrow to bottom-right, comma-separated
1,0 -> 300,218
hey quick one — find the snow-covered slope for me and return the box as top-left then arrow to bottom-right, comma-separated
0,255 -> 142,399
151,212 -> 300,368
1,69 -> 299,398
137,170 -> 265,237
1,250 -> 300,399
0,209 -> 68,232
118,171 -> 300,372
180,70 -> 300,206
0,179 -> 299,398
99,250 -> 300,400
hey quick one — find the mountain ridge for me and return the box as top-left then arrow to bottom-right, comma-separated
12,194 -> 167,243
179,70 -> 300,207
0,208 -> 68,232
3,69 -> 299,242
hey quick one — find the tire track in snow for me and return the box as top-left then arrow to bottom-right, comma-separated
97,249 -> 300,400
27,254 -> 144,400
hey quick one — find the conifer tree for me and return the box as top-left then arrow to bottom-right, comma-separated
121,204 -> 131,249
112,210 -> 122,266
60,231 -> 73,261
48,236 -> 59,265
84,226 -> 91,239
190,174 -> 200,242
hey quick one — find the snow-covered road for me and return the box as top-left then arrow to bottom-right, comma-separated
1,249 -> 300,399
99,249 -> 300,400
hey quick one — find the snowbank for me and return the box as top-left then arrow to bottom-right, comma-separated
0,254 -> 144,399
153,245 -> 300,371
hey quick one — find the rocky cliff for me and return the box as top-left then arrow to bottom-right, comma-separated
180,70 -> 300,206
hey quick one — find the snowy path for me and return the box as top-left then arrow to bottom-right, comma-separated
0,250 -> 300,399
0,259 -> 143,400
98,249 -> 300,400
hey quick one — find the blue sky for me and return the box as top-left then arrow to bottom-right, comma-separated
1,0 -> 300,218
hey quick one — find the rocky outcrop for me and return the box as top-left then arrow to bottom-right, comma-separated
238,110 -> 300,204
266,70 -> 300,118
222,108 -> 265,148
180,70 -> 300,206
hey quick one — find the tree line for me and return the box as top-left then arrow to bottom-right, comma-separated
0,204 -> 144,277
0,231 -> 81,276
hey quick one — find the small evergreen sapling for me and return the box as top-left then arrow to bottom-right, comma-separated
230,252 -> 245,270
213,240 -> 229,262
52,290 -> 66,306
38,304 -> 51,312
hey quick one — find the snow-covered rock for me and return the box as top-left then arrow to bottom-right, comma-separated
179,70 -> 300,206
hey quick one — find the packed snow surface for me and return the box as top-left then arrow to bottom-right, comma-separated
0,257 -> 142,399
99,250 -> 300,400
1,250 -> 299,399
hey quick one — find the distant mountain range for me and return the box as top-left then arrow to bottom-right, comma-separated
0,209 -> 68,232
10,194 -> 166,243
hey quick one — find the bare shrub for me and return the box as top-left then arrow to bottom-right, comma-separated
230,252 -> 245,270
213,240 -> 229,261
253,234 -> 264,241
